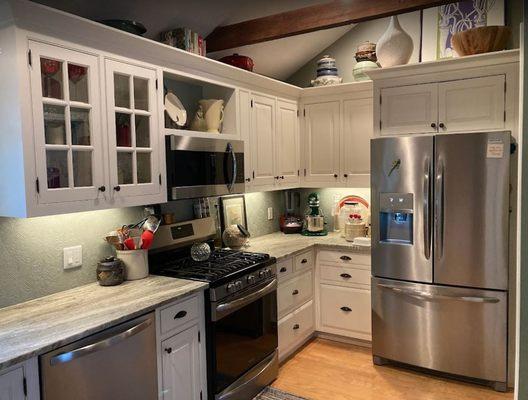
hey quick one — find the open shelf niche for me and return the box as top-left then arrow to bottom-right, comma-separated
163,71 -> 238,138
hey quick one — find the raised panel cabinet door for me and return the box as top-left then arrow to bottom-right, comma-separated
380,83 -> 438,135
161,324 -> 201,400
239,90 -> 252,186
304,101 -> 340,183
105,59 -> 161,198
342,97 -> 373,182
276,100 -> 300,185
29,41 -> 105,204
250,93 -> 276,187
0,367 -> 25,400
438,75 -> 505,133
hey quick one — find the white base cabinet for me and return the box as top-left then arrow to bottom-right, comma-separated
0,359 -> 39,400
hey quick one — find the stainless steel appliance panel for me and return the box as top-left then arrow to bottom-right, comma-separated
371,136 -> 433,283
40,312 -> 157,400
372,277 -> 507,383
434,132 -> 510,290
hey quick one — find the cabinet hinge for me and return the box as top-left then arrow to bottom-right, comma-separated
250,99 -> 253,108
23,377 -> 27,397
380,95 -> 382,105
159,173 -> 162,185
200,391 -> 203,400
198,330 -> 201,343
35,178 -> 40,194
504,81 -> 507,93
379,120 -> 382,130
252,171 -> 255,179
156,79 -> 159,90
297,109 -> 299,117
504,110 -> 506,122
303,109 -> 306,117
297,169 -> 300,176
304,168 -> 306,177
28,49 -> 32,67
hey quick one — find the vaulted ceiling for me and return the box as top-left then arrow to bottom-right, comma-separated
32,0 -> 353,81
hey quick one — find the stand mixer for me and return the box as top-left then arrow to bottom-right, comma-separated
302,192 -> 328,236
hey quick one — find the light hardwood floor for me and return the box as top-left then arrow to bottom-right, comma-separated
272,338 -> 513,400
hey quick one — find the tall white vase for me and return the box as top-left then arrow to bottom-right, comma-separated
376,16 -> 413,68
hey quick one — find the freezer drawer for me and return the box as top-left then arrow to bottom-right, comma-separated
371,277 -> 507,383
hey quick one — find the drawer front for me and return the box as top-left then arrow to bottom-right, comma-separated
319,284 -> 371,338
317,250 -> 370,268
160,295 -> 199,335
279,300 -> 314,356
278,270 -> 313,317
277,258 -> 293,281
294,250 -> 314,272
319,263 -> 370,286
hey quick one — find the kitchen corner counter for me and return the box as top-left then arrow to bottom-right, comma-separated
0,276 -> 207,370
245,231 -> 370,260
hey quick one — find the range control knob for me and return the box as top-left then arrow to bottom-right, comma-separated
226,283 -> 236,293
258,270 -> 266,278
235,281 -> 243,290
266,268 -> 272,277
247,275 -> 256,284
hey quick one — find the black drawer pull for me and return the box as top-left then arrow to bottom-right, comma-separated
340,255 -> 351,261
280,267 -> 287,273
301,259 -> 308,264
165,347 -> 172,354
292,289 -> 299,295
340,273 -> 352,279
174,311 -> 187,319
341,306 -> 352,312
293,324 -> 300,330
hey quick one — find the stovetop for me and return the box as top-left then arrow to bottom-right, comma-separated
150,248 -> 274,286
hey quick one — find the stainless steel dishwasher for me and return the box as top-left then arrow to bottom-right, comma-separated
40,312 -> 157,400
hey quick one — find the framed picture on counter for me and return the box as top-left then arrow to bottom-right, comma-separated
219,194 -> 248,232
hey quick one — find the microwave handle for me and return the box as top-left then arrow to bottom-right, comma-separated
227,143 -> 237,191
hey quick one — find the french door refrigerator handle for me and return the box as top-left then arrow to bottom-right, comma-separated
435,158 -> 445,259
377,283 -> 500,303
423,157 -> 431,260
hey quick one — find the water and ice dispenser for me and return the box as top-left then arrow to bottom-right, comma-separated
379,193 -> 413,245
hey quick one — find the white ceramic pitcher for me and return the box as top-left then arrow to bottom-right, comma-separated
199,99 -> 224,133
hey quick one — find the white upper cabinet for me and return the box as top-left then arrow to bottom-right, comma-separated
276,100 -> 300,186
341,97 -> 373,186
438,75 -> 505,133
105,59 -> 162,202
380,83 -> 438,135
239,90 -> 253,186
250,93 -> 276,187
29,41 -> 106,204
303,101 -> 340,184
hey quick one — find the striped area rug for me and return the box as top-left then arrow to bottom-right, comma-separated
253,387 -> 309,400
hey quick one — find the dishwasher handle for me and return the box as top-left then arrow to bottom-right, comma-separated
49,318 -> 153,366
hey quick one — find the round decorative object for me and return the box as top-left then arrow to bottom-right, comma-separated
222,225 -> 248,249
451,26 -> 511,57
355,41 -> 377,62
41,59 -> 60,76
376,15 -> 413,68
353,60 -> 379,81
68,64 -> 87,83
312,54 -> 342,86
219,53 -> 254,71
316,68 -> 339,76
96,256 -> 125,286
311,75 -> 343,87
316,55 -> 337,70
191,242 -> 212,262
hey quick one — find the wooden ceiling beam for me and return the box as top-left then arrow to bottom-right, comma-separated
206,0 -> 459,52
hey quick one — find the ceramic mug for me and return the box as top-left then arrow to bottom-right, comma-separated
199,99 -> 224,133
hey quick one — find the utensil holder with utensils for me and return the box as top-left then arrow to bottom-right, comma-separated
116,249 -> 149,280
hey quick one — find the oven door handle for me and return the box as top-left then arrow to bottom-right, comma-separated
214,278 -> 277,321
226,142 -> 237,192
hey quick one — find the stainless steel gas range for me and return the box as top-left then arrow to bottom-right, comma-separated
149,219 -> 278,400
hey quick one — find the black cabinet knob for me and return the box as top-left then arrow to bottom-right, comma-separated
431,122 -> 436,128
341,306 -> 352,312
280,176 -> 285,179
334,174 -> 338,178
274,176 -> 280,180
292,289 -> 299,295
301,259 -> 308,264
245,178 -> 251,182
280,267 -> 287,273
174,311 -> 187,319
340,255 -> 351,261
439,122 -> 446,129
114,185 -> 121,192
293,324 -> 300,330
344,174 -> 348,178
340,273 -> 352,279
98,186 -> 106,192
165,347 -> 173,354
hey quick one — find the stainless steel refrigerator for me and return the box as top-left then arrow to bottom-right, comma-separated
370,131 -> 511,391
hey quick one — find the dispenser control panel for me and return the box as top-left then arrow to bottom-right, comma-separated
379,193 -> 413,245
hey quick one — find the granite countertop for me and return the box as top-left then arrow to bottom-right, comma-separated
246,231 -> 370,260
0,276 -> 207,370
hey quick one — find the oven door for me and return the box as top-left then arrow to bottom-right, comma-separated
166,135 -> 245,200
210,278 -> 278,396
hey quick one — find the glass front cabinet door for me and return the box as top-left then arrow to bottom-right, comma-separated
105,59 -> 161,200
29,41 -> 105,204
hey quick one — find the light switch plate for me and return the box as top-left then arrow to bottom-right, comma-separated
267,207 -> 273,220
63,245 -> 82,269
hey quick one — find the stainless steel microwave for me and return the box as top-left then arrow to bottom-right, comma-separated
165,135 -> 245,200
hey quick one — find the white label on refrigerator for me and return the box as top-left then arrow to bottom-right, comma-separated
486,140 -> 504,158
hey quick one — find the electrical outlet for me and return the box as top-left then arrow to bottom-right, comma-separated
267,207 -> 273,220
63,245 -> 82,269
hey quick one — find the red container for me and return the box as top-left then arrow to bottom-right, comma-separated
219,53 -> 254,71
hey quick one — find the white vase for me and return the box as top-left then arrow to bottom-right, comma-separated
376,16 -> 413,68
199,99 -> 224,133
